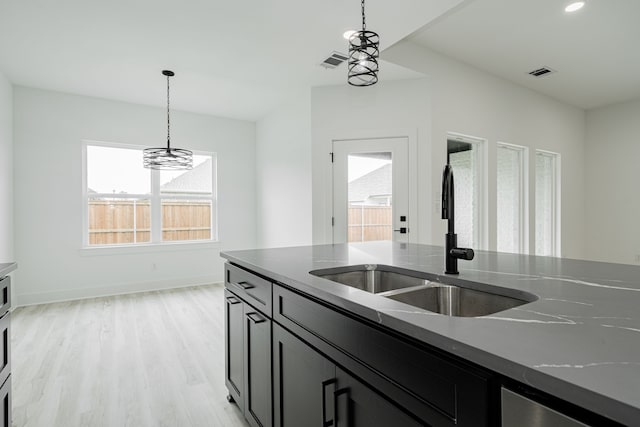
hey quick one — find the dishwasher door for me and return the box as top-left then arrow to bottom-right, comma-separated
501,388 -> 589,427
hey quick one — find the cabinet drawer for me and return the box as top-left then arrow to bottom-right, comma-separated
0,313 -> 9,389
226,264 -> 272,316
273,284 -> 490,427
0,277 -> 10,318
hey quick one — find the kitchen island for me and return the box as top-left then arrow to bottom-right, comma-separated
222,242 -> 639,426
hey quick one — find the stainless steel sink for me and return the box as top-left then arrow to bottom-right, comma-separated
309,264 -> 435,293
310,264 -> 537,317
385,284 -> 532,317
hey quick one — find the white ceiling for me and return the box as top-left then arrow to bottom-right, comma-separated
0,0 -> 464,120
408,0 -> 640,110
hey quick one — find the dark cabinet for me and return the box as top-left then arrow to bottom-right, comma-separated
0,275 -> 10,427
225,291 -> 245,413
225,284 -> 272,427
273,323 -> 423,427
272,323 -> 334,426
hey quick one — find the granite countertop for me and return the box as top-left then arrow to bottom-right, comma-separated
221,242 -> 640,426
0,263 -> 17,277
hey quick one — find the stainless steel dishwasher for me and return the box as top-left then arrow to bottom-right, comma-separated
501,388 -> 589,427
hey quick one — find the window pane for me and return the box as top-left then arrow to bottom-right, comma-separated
160,155 -> 213,195
448,140 -> 479,248
347,152 -> 392,242
162,199 -> 212,241
88,198 -> 150,245
497,145 -> 523,253
535,152 -> 557,256
87,146 -> 150,194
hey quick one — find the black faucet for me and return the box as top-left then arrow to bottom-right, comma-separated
441,164 -> 474,274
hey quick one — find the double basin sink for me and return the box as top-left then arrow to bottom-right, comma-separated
310,264 -> 537,317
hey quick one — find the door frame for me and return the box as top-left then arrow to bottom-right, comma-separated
325,128 -> 419,244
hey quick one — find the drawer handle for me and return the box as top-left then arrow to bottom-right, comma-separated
322,378 -> 337,427
333,387 -> 350,427
237,281 -> 255,290
226,296 -> 241,305
247,312 -> 266,324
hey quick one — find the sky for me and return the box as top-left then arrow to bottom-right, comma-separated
87,145 -> 209,194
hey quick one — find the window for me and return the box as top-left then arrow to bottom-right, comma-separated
447,134 -> 485,249
496,143 -> 526,253
84,142 -> 216,246
535,150 -> 560,256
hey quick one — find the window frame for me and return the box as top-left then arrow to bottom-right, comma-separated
82,140 -> 218,248
496,142 -> 528,254
534,149 -> 561,257
446,132 -> 487,250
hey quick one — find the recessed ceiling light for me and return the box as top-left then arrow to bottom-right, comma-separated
565,1 -> 585,12
343,30 -> 356,40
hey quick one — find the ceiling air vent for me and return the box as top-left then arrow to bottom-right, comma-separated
528,67 -> 556,77
320,51 -> 349,69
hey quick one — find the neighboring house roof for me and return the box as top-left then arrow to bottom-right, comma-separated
348,163 -> 392,202
160,158 -> 212,194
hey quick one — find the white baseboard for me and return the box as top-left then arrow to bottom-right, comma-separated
15,275 -> 223,307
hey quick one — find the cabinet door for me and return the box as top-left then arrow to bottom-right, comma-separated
225,290 -> 245,413
244,307 -> 272,427
334,367 -> 424,427
0,376 -> 10,427
273,324 -> 335,427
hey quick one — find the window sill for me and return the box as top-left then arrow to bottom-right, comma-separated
79,240 -> 222,256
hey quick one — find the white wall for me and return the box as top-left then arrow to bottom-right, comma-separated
383,41 -> 586,258
256,92 -> 312,248
13,87 -> 256,305
311,78 -> 432,245
585,99 -> 640,265
0,73 -> 12,262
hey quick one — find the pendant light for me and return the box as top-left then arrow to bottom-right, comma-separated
347,0 -> 379,86
143,70 -> 193,170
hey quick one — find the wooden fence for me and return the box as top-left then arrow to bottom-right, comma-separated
348,205 -> 392,242
88,200 -> 211,245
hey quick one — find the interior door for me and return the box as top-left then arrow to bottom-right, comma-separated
332,137 -> 409,244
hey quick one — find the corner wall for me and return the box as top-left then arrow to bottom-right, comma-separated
585,99 -> 640,265
0,72 -> 12,262
256,91 -> 312,248
13,87 -> 256,305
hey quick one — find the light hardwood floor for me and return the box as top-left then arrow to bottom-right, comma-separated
11,284 -> 249,427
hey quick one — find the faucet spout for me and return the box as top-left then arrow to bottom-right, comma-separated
441,163 -> 475,274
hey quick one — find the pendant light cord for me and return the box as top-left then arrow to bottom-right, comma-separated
361,0 -> 366,30
166,73 -> 171,150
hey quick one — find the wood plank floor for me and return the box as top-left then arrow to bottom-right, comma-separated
11,284 -> 249,427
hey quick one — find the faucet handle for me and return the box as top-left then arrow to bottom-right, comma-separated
450,248 -> 474,260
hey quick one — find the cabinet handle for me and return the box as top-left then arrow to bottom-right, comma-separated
246,312 -> 266,324
237,281 -> 255,290
226,296 -> 241,305
333,387 -> 350,427
321,378 -> 337,427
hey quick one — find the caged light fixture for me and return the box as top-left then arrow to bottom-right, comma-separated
143,70 -> 193,170
347,0 -> 379,86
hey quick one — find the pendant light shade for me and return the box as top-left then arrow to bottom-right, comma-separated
143,70 -> 193,170
348,0 -> 379,86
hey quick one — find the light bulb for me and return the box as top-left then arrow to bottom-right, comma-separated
565,1 -> 585,12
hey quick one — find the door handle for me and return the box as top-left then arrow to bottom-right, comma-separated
226,296 -> 241,305
333,387 -> 350,427
393,227 -> 408,234
246,312 -> 266,324
322,378 -> 337,427
237,281 -> 255,290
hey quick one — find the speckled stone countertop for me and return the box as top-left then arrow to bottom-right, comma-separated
0,263 -> 16,277
221,242 -> 640,425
